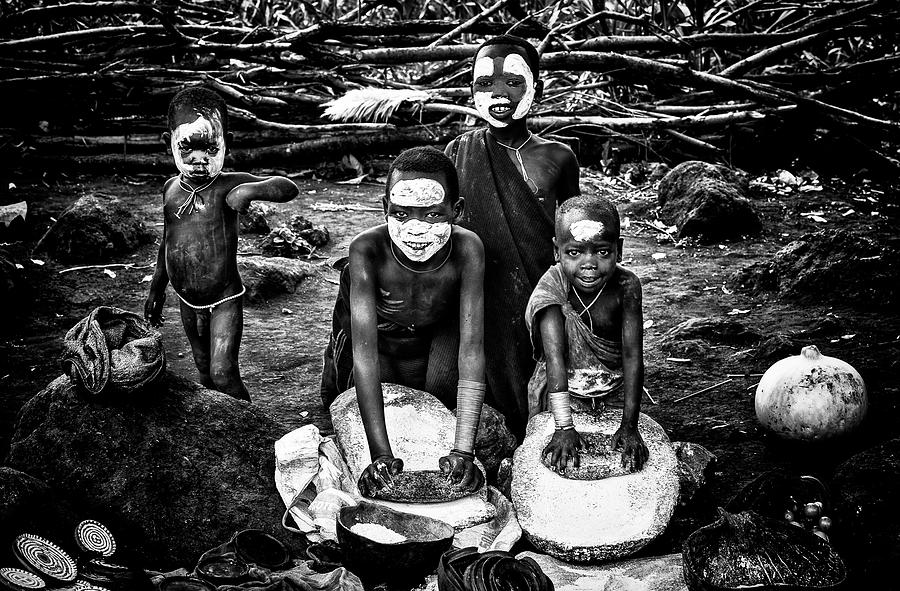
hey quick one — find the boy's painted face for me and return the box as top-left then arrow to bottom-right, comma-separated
472,45 -> 537,128
170,106 -> 226,180
385,171 -> 455,263
556,212 -> 622,296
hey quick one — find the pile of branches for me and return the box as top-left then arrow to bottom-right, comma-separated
1,0 -> 899,172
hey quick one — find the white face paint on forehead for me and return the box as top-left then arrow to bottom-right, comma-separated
473,56 -> 493,80
503,54 -> 536,119
170,109 -> 225,180
389,178 -> 445,207
569,220 -> 607,242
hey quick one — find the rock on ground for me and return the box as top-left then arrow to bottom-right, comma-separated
659,317 -> 760,353
730,229 -> 900,309
330,384 -> 496,530
35,194 -> 153,263
6,372 -> 299,569
512,411 -> 679,562
832,437 -> 900,586
657,161 -> 760,242
0,467 -> 82,549
672,441 -> 716,506
237,255 -> 315,303
518,551 -> 686,591
240,202 -> 273,234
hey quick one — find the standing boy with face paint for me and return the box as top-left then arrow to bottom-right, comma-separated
525,194 -> 649,473
144,87 -> 299,401
445,35 -> 580,438
320,147 -> 487,497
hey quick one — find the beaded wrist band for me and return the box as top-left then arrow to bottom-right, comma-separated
454,380 -> 486,455
549,390 -> 574,430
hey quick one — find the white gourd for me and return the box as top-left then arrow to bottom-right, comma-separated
755,345 -> 867,441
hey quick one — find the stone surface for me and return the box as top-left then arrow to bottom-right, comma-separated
832,437 -> 900,586
6,372 -> 299,569
34,194 -> 153,263
730,229 -> 900,309
330,384 -> 496,530
237,255 -> 315,303
657,161 -> 760,242
240,202 -> 273,234
672,441 -> 716,506
518,551 -> 686,591
511,411 -> 679,562
0,467 -> 82,549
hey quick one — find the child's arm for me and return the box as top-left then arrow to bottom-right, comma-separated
439,234 -> 485,491
556,145 -> 581,204
538,305 -> 582,472
611,273 -> 649,472
348,237 -> 403,497
224,173 -> 299,214
144,190 -> 170,327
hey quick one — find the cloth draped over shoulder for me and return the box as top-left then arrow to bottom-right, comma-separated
319,258 -> 459,410
524,264 -> 624,418
449,128 -> 557,437
61,306 -> 166,396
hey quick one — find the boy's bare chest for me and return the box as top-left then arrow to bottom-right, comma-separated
568,291 -> 621,339
375,269 -> 460,326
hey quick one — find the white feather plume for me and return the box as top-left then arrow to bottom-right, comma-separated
322,88 -> 434,122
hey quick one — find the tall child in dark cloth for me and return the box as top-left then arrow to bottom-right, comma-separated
320,146 -> 487,496
144,87 -> 299,401
445,35 -> 580,438
526,194 -> 649,473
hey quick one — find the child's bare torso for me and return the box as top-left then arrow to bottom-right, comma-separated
163,174 -> 243,304
365,226 -> 467,331
568,266 -> 636,342
510,136 -> 577,217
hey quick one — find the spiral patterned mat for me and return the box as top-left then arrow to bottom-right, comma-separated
0,567 -> 45,590
74,521 -> 116,557
13,534 -> 78,583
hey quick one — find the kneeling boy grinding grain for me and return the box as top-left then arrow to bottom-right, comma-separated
526,195 -> 649,473
320,147 -> 487,497
145,87 -> 299,401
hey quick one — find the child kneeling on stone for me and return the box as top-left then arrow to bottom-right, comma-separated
526,194 -> 649,473
320,146 -> 487,496
144,87 -> 299,401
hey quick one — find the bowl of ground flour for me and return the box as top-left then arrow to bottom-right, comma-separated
337,501 -> 454,583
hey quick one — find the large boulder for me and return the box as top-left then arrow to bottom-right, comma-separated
330,384 -> 496,530
657,161 -> 760,242
6,372 -> 297,569
511,411 -> 679,562
34,194 -> 153,263
730,230 -> 900,309
518,551 -> 686,591
237,255 -> 315,303
0,467 -> 82,550
831,438 -> 900,586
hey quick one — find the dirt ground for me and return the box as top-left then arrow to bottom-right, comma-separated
1,164 -> 898,564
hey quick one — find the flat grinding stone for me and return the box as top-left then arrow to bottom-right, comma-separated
512,411 -> 679,562
330,384 -> 495,530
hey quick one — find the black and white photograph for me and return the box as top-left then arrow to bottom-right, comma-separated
0,1 -> 897,589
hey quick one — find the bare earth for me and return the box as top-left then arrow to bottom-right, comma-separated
1,167 -> 898,559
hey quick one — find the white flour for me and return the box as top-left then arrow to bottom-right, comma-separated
350,523 -> 407,544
